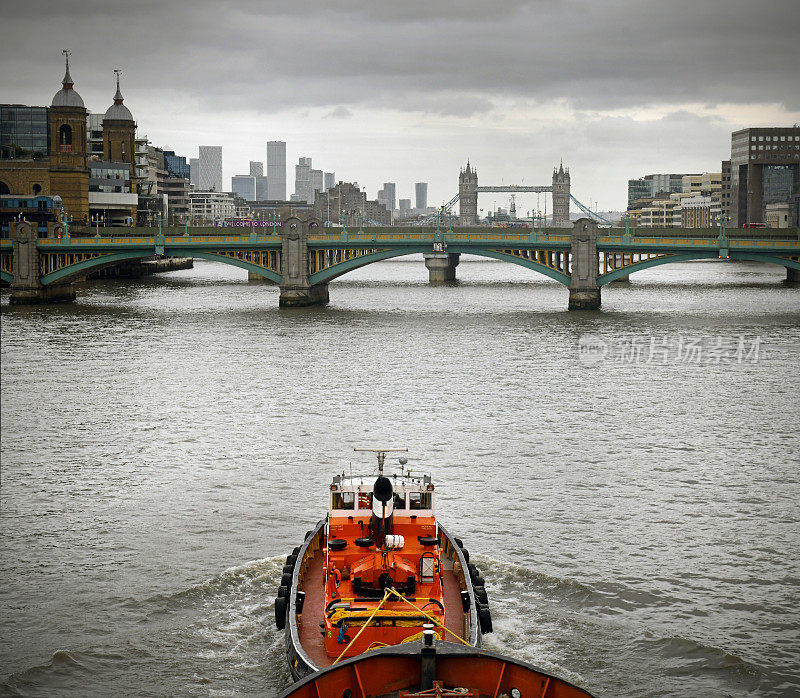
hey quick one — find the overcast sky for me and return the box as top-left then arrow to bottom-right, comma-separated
2,0 -> 799,212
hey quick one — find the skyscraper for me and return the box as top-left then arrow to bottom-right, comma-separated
198,145 -> 222,192
255,176 -> 268,200
189,158 -> 199,188
267,140 -> 286,200
324,172 -> 335,192
415,182 -> 427,210
249,161 -> 263,177
295,157 -> 312,203
231,175 -> 256,201
311,169 -> 323,202
381,182 -> 396,211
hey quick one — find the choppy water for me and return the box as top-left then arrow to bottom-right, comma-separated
1,257 -> 799,697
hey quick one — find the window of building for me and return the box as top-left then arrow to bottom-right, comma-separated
59,124 -> 72,145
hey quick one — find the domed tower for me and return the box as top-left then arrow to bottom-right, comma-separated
49,50 -> 89,223
552,161 -> 571,228
100,70 -> 137,226
458,161 -> 478,225
102,69 -> 135,173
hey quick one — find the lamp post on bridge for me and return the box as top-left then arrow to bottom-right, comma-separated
92,214 -> 104,238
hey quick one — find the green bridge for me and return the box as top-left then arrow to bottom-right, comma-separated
2,218 -> 799,308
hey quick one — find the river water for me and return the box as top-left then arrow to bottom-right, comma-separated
1,257 -> 799,697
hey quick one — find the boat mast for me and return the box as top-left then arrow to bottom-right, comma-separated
353,447 -> 408,476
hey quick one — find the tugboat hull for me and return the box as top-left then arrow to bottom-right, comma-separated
277,641 -> 596,698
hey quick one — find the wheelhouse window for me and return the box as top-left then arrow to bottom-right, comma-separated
393,492 -> 406,509
331,491 -> 355,510
409,492 -> 432,510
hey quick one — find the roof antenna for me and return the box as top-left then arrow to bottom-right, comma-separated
353,447 -> 408,477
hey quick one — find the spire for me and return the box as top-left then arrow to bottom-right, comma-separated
52,50 -> 84,108
61,49 -> 73,89
103,68 -> 133,121
559,160 -> 564,175
465,160 -> 471,173
113,69 -> 124,104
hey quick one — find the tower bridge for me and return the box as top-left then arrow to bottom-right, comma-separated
454,161 -> 574,227
2,218 -> 798,310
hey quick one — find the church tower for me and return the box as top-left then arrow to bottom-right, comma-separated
49,50 -> 89,223
552,161 -> 571,227
101,70 -> 137,224
458,161 -> 478,225
102,70 -> 136,175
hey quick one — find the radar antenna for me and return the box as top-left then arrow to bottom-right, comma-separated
353,447 -> 408,475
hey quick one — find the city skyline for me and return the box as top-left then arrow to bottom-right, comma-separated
1,1 -> 799,210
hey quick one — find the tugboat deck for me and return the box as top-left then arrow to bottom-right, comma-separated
298,547 -> 466,669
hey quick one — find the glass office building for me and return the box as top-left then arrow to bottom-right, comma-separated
1,105 -> 49,159
164,151 -> 190,179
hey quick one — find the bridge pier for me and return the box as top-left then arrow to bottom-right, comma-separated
279,216 -> 329,307
787,267 -> 800,283
424,253 -> 460,283
279,283 -> 329,307
568,218 -> 601,310
9,222 -> 75,304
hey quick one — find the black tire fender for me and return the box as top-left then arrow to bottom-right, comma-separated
474,585 -> 488,605
478,603 -> 493,634
274,596 -> 287,629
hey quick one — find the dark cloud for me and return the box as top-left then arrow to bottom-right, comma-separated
326,106 -> 353,119
2,0 -> 798,115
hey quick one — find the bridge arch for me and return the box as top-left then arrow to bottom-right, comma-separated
597,251 -> 800,285
598,252 -> 717,285
40,251 -> 282,286
308,246 -> 571,286
728,252 -> 800,272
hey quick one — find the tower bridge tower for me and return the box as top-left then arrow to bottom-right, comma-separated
458,161 -> 478,225
552,162 -> 571,227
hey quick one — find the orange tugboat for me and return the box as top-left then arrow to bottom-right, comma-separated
275,449 -> 493,679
